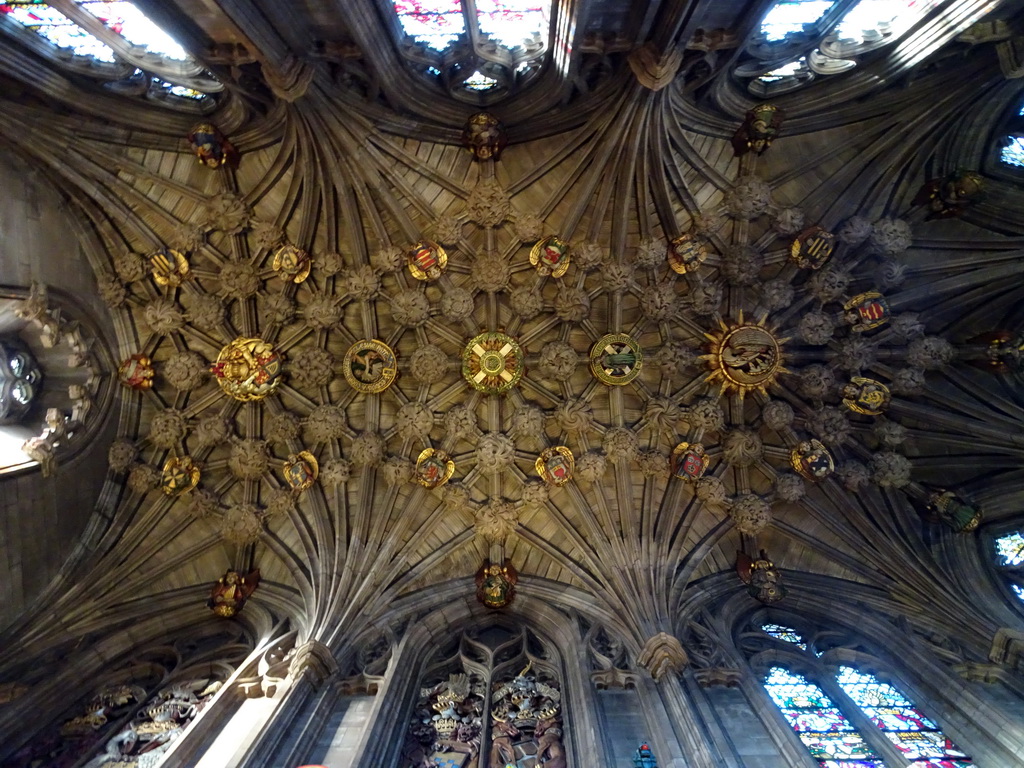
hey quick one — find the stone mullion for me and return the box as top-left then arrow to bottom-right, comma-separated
815,673 -> 909,768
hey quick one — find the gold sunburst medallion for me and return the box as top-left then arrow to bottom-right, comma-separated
462,332 -> 524,394
702,315 -> 788,398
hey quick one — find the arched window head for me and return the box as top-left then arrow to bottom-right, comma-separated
994,531 -> 1024,602
739,0 -> 977,96
390,0 -> 551,102
751,618 -> 973,767
0,0 -> 220,109
0,337 -> 43,425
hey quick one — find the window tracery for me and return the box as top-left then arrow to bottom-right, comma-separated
401,626 -> 565,768
993,531 -> 1024,603
749,620 -> 973,767
389,0 -> 550,102
738,0 -> 946,96
0,0 -> 219,109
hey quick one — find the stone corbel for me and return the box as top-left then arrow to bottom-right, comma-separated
692,666 -> 743,688
263,55 -> 315,102
988,627 -> 1024,671
590,666 -> 640,690
288,639 -> 339,691
627,43 -> 683,91
953,661 -> 1009,684
637,632 -> 689,681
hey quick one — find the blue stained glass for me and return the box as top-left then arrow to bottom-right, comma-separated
1,0 -> 115,60
392,0 -> 465,49
75,1 -> 187,59
764,667 -> 882,766
995,532 -> 1024,565
763,623 -> 807,648
837,667 -> 971,763
760,0 -> 836,41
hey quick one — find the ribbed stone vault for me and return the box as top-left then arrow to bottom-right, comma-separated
0,0 -> 1023,717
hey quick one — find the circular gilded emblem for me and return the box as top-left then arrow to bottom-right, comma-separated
343,339 -> 398,394
407,240 -> 448,281
272,244 -> 312,283
415,448 -> 455,489
589,333 -> 643,386
211,337 -> 283,402
462,332 -> 525,394
529,235 -> 571,278
704,320 -> 785,397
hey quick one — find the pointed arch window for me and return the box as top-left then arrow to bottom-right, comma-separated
765,666 -> 884,766
389,0 -> 551,102
738,0 -> 976,96
754,622 -> 973,767
836,667 -> 972,766
994,531 -> 1024,602
0,0 -> 219,108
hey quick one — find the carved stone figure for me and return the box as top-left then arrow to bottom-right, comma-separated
737,549 -> 787,604
475,560 -> 518,608
912,169 -> 983,219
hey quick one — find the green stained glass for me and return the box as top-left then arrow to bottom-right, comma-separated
837,667 -> 971,763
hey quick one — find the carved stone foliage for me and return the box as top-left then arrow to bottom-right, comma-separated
637,632 -> 689,681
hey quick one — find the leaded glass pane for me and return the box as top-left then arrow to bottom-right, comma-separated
1,0 -> 115,60
74,1 -> 187,59
758,57 -> 807,82
476,0 -> 545,48
760,0 -> 836,41
762,623 -> 807,648
392,0 -> 465,49
907,761 -> 973,767
833,0 -> 940,43
837,667 -> 971,763
995,532 -> 1024,565
764,667 -> 883,766
1001,137 -> 1024,167
463,70 -> 498,90
1013,584 -> 1024,601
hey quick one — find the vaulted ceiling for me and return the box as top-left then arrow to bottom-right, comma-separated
2,0 -> 1024,677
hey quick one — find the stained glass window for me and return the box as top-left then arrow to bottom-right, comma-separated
758,57 -> 808,83
995,532 -> 1024,565
392,0 -> 547,51
476,0 -> 545,48
74,0 -> 187,59
392,0 -> 466,49
833,0 -> 941,44
763,667 -> 883,767
1,1 -> 115,60
763,623 -> 807,648
463,70 -> 498,90
760,0 -> 836,41
836,667 -> 972,765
